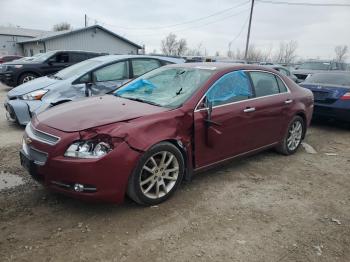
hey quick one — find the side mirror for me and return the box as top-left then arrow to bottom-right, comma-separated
84,82 -> 93,97
204,98 -> 221,127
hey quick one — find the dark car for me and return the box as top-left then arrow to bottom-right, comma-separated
292,60 -> 347,83
300,72 -> 350,122
264,65 -> 298,82
0,50 -> 104,87
20,63 -> 313,205
0,55 -> 23,64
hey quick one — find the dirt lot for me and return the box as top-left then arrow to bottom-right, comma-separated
0,83 -> 349,262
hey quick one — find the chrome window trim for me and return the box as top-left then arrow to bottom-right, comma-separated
194,69 -> 291,112
25,122 -> 61,146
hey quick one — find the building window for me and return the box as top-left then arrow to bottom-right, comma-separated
30,49 -> 34,56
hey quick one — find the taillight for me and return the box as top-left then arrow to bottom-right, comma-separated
340,92 -> 350,100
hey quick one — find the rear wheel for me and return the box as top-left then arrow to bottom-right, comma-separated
127,142 -> 184,205
19,73 -> 37,84
276,115 -> 305,155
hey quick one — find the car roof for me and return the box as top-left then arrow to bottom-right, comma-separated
90,55 -> 185,64
164,62 -> 281,73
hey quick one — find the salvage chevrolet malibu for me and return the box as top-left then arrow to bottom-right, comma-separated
20,63 -> 314,205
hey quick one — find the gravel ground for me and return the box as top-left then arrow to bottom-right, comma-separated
0,83 -> 349,262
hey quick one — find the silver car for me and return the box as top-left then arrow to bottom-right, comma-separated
4,55 -> 184,125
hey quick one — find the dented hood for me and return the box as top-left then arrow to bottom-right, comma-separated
36,95 -> 170,132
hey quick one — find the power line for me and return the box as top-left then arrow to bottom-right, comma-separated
86,0 -> 250,31
228,14 -> 250,49
256,0 -> 350,7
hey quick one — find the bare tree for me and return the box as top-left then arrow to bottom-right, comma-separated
334,45 -> 348,62
185,43 -> 205,56
274,40 -> 298,65
161,33 -> 187,56
176,38 -> 188,56
53,22 -> 71,31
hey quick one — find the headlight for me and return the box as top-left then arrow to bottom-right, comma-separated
21,89 -> 48,100
64,140 -> 113,159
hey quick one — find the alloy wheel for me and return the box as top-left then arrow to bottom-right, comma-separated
139,151 -> 179,199
287,120 -> 303,151
22,75 -> 36,83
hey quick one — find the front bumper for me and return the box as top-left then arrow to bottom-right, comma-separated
4,99 -> 43,125
0,72 -> 16,87
21,123 -> 141,203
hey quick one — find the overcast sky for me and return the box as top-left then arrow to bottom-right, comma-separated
1,0 -> 350,60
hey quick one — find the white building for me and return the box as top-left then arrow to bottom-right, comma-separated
1,25 -> 142,57
19,25 -> 142,56
0,26 -> 48,56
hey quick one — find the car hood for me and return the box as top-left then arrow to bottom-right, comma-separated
7,76 -> 59,97
37,95 -> 171,132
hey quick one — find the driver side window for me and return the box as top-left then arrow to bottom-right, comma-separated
93,61 -> 129,82
206,70 -> 252,107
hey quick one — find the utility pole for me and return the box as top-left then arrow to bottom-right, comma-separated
84,14 -> 87,27
244,0 -> 255,61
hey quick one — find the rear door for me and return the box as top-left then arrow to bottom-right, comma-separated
194,70 -> 255,167
245,71 -> 292,149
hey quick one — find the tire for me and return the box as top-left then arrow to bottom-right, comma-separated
276,115 -> 305,155
127,142 -> 184,205
19,73 -> 37,84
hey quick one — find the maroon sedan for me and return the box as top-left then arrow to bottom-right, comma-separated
20,63 -> 314,205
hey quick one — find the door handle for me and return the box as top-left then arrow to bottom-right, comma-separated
284,99 -> 293,104
243,107 -> 256,113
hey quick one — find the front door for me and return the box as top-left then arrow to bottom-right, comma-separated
194,70 -> 255,168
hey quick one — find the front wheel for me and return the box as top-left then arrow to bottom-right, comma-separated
276,115 -> 305,155
19,73 -> 37,84
127,142 -> 184,205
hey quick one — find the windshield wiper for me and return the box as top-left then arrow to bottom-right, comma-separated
121,97 -> 162,107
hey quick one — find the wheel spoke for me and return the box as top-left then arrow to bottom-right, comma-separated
143,165 -> 154,174
164,155 -> 174,168
162,182 -> 168,194
140,175 -> 154,186
144,180 -> 156,194
160,152 -> 167,166
155,181 -> 160,198
165,167 -> 178,173
150,156 -> 158,168
163,174 -> 177,181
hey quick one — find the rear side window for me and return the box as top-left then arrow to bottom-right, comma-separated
206,70 -> 252,106
132,59 -> 161,78
249,72 -> 280,97
276,76 -> 288,93
93,61 -> 128,82
70,53 -> 87,63
55,53 -> 69,63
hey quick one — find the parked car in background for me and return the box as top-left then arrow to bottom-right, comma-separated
292,60 -> 347,83
0,50 -> 104,87
264,65 -> 298,82
300,72 -> 350,122
20,63 -> 313,204
4,55 -> 184,125
0,55 -> 23,64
